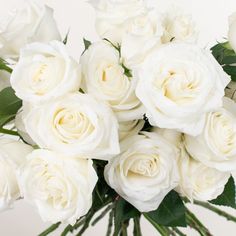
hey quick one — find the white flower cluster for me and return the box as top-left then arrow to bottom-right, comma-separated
0,0 -> 235,225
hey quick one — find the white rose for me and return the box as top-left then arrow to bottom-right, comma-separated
154,128 -> 230,201
105,132 -> 179,212
121,10 -> 164,68
90,0 -> 147,43
0,138 -> 33,211
135,43 -> 230,136
23,93 -> 120,160
177,145 -> 230,201
161,8 -> 197,43
0,70 -> 10,91
228,12 -> 236,52
118,119 -> 144,141
81,41 -> 144,121
10,41 -> 81,103
225,81 -> 236,102
15,104 -> 36,146
19,149 -> 97,224
185,97 -> 236,172
0,1 -> 61,59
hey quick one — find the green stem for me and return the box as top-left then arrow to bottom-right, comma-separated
133,217 -> 142,236
61,224 -> 73,236
143,214 -> 169,236
73,218 -> 86,231
106,207 -> 114,236
171,227 -> 186,236
194,200 -> 236,223
0,128 -> 19,136
76,210 -> 96,236
120,221 -> 129,236
92,204 -> 114,226
38,222 -> 61,236
186,209 -> 212,236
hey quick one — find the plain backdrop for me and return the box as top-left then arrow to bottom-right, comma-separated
0,0 -> 236,235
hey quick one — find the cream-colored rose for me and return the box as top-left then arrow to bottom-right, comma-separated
0,70 -> 10,91
225,81 -> 236,102
120,10 -> 163,68
161,8 -> 197,43
0,1 -> 61,59
10,41 -> 81,103
19,149 -> 97,224
228,12 -> 236,52
154,128 -> 230,201
135,43 -> 230,136
0,138 -> 33,211
90,0 -> 147,43
105,132 -> 179,212
118,119 -> 144,141
15,104 -> 36,146
177,145 -> 230,201
81,41 -> 144,121
185,97 -> 236,172
23,93 -> 120,160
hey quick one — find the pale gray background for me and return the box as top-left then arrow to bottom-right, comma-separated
0,0 -> 236,235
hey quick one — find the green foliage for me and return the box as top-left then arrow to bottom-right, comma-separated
223,65 -> 236,81
122,64 -> 133,78
103,38 -> 120,52
144,191 -> 186,227
83,38 -> 92,52
0,58 -> 12,73
63,30 -> 70,45
211,176 -> 236,208
113,198 -> 140,235
141,114 -> 153,132
211,42 -> 236,81
0,87 -> 22,127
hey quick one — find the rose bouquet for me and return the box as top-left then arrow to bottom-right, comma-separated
0,0 -> 236,235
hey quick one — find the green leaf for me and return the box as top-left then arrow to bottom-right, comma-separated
211,42 -> 236,66
0,114 -> 16,127
0,87 -> 22,127
122,64 -> 132,78
0,58 -> 12,73
114,198 -> 140,235
211,176 -> 236,208
223,65 -> 236,81
63,29 -> 70,45
83,38 -> 92,51
103,38 -> 120,52
144,191 -> 186,227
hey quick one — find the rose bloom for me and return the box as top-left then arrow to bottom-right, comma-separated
23,93 -> 120,160
161,8 -> 197,43
19,149 -> 97,224
105,132 -> 179,212
15,103 -> 36,146
228,12 -> 236,52
135,43 -> 230,136
185,97 -> 236,172
118,120 -> 144,141
81,41 -> 144,121
0,138 -> 33,211
0,1 -> 61,59
176,147 -> 230,201
120,10 -> 163,68
10,41 -> 81,103
90,0 -> 147,43
156,128 -> 230,201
